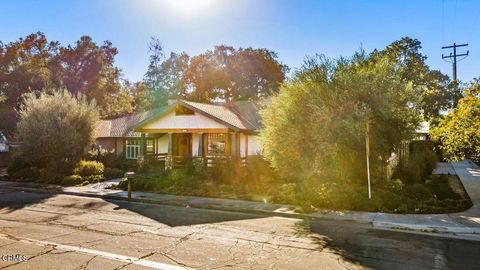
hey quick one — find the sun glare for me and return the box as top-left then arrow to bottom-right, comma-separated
163,0 -> 214,15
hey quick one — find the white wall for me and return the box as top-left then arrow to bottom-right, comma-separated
248,135 -> 262,155
239,134 -> 262,157
143,110 -> 228,130
192,133 -> 200,156
157,135 -> 169,154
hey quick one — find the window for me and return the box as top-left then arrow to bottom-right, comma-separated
125,139 -> 141,159
207,133 -> 226,156
146,139 -> 154,154
175,105 -> 194,115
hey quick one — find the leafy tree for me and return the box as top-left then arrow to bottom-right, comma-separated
51,36 -> 122,114
260,52 -> 420,183
371,37 -> 462,119
184,45 -> 288,102
143,38 -> 189,109
0,33 -> 126,136
14,89 -> 98,173
0,32 -> 59,137
430,81 -> 480,163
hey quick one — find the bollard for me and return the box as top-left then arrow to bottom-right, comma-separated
124,172 -> 135,200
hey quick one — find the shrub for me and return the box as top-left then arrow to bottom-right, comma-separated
83,175 -> 105,183
273,183 -> 297,205
11,167 -> 40,182
61,175 -> 84,186
38,168 -> 65,184
104,167 -> 124,179
386,179 -> 404,192
403,184 -> 432,201
73,160 -> 105,177
14,90 -> 98,174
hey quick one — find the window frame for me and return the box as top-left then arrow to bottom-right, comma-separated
125,139 -> 141,159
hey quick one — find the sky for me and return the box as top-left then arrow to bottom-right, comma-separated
1,0 -> 479,83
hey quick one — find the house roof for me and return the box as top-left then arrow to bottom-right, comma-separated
94,100 -> 261,138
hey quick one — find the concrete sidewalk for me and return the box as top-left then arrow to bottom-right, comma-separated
2,160 -> 480,239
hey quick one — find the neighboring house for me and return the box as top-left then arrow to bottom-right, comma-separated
0,132 -> 11,167
94,99 -> 263,168
0,132 -> 8,153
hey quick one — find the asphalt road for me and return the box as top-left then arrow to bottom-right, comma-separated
0,188 -> 479,270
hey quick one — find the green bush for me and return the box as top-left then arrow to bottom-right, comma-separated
395,147 -> 439,185
11,167 -> 40,182
83,175 -> 105,183
403,184 -> 432,201
274,183 -> 297,205
386,179 -> 404,192
61,175 -> 84,186
73,160 -> 105,177
104,167 -> 124,179
15,90 -> 98,174
38,168 -> 65,184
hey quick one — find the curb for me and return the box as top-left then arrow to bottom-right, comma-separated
8,185 -> 480,239
373,221 -> 480,234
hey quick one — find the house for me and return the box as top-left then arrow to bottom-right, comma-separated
94,99 -> 263,169
0,132 -> 8,153
0,132 -> 11,167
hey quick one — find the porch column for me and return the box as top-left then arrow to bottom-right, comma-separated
195,132 -> 205,170
165,132 -> 173,171
138,133 -> 147,170
231,132 -> 238,159
197,133 -> 204,157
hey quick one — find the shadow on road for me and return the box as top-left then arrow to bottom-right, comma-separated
297,218 -> 480,270
0,189 -> 56,213
105,198 -> 266,227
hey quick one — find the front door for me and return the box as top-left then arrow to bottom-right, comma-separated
173,133 -> 192,157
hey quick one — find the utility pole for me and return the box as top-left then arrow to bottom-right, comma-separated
442,43 -> 469,82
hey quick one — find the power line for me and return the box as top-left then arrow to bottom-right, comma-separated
441,43 -> 469,82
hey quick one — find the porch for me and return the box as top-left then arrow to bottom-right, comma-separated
133,130 -> 253,170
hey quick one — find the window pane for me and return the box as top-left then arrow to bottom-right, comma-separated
208,134 -> 226,156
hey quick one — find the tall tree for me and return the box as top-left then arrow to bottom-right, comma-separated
0,32 -> 59,136
184,45 -> 288,102
371,37 -> 462,119
51,36 -> 122,113
431,80 -> 480,163
0,33 -> 126,136
143,38 -> 189,109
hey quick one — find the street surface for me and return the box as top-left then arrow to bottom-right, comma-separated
0,188 -> 479,269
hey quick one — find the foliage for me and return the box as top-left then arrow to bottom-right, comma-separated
430,81 -> 480,163
73,160 -> 105,177
0,32 -> 129,137
394,145 -> 438,185
14,90 -> 98,174
61,175 -> 84,186
370,37 -> 462,120
184,45 -> 288,102
386,179 -> 404,192
142,40 -> 288,107
142,38 -> 190,109
104,167 -> 125,179
260,51 -> 420,184
87,148 -> 137,171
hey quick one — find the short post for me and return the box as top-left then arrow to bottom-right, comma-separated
124,172 -> 135,200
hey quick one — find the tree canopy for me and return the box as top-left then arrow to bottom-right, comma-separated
142,40 -> 288,109
431,81 -> 480,163
371,37 -> 462,120
0,32 -> 129,136
260,51 -> 421,183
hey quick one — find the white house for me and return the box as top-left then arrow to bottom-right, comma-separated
94,99 -> 263,169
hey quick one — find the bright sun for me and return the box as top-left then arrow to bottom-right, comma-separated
163,0 -> 214,15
